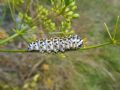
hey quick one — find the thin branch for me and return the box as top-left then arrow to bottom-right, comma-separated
7,0 -> 16,23
80,41 -> 112,50
0,29 -> 25,45
0,33 -> 19,45
0,49 -> 27,52
0,41 -> 112,53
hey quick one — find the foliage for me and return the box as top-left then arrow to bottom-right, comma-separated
0,0 -> 80,45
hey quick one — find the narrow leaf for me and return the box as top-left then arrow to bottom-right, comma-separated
113,16 -> 119,39
104,23 -> 113,41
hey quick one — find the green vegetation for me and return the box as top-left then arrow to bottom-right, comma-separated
0,0 -> 120,90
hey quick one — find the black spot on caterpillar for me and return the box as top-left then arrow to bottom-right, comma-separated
27,35 -> 83,53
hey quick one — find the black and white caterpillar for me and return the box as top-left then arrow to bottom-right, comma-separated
27,35 -> 83,53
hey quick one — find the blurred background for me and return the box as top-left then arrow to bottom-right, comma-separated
0,0 -> 120,90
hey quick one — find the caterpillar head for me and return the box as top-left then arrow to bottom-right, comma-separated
27,42 -> 34,51
27,42 -> 39,51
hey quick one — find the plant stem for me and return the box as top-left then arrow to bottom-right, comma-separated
80,41 -> 112,50
0,49 -> 27,52
0,29 -> 26,45
0,41 -> 112,53
0,33 -> 19,45
7,0 -> 16,23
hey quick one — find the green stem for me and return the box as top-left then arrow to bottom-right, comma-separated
0,30 -> 25,45
7,0 -> 16,23
0,41 -> 112,53
80,41 -> 112,50
0,33 -> 19,45
0,50 -> 27,52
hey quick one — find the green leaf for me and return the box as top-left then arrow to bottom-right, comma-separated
104,23 -> 113,41
113,16 -> 119,39
64,0 -> 74,7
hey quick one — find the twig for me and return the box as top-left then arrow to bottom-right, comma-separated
0,41 -> 112,52
0,30 -> 25,45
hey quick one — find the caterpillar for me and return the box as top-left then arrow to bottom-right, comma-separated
27,35 -> 83,53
